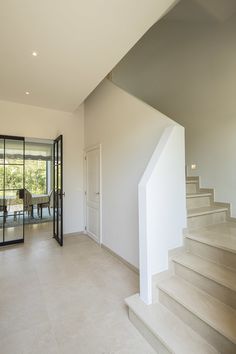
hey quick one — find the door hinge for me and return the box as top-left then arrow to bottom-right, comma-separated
84,156 -> 87,160
85,226 -> 87,231
85,191 -> 87,195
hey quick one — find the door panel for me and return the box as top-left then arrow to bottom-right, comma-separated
86,147 -> 100,243
53,135 -> 63,246
0,136 -> 25,246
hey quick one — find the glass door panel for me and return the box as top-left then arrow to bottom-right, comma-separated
0,138 -> 4,164
0,136 -> 25,246
0,139 -> 4,243
53,135 -> 63,246
0,217 -> 3,243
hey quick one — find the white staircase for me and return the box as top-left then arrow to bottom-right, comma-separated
126,176 -> 236,353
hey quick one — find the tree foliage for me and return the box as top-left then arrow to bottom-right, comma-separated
0,160 -> 47,194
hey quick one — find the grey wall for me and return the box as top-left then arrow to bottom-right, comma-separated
112,15 -> 236,216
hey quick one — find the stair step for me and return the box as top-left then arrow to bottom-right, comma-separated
125,294 -> 218,354
186,176 -> 199,182
186,179 -> 199,194
158,277 -> 236,353
187,193 -> 212,210
187,223 -> 236,254
186,180 -> 198,184
172,252 -> 236,308
188,206 -> 228,218
172,252 -> 236,292
187,207 -> 227,230
186,193 -> 212,198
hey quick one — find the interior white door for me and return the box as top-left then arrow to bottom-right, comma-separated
85,147 -> 100,243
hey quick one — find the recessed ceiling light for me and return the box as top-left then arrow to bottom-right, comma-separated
32,51 -> 38,57
25,91 -> 30,95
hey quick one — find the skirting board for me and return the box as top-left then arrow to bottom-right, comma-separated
64,231 -> 86,237
101,244 -> 139,275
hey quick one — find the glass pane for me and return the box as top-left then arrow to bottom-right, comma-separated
0,139 -> 3,164
0,216 -> 3,243
25,160 -> 47,194
5,139 -> 24,165
0,165 -> 3,190
0,190 -> 3,218
7,190 -> 23,216
4,220 -> 23,242
54,142 -> 58,165
58,140 -> 61,164
5,165 -> 23,190
58,164 -> 61,189
55,165 -> 58,189
0,191 -> 7,223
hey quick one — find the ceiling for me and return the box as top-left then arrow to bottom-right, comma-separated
0,0 -> 177,112
165,0 -> 236,23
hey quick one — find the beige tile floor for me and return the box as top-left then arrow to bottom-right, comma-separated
0,223 -> 155,354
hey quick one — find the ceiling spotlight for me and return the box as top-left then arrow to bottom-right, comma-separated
32,51 -> 38,57
25,91 -> 30,95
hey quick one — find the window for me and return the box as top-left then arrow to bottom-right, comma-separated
25,160 -> 47,194
25,141 -> 53,195
0,140 -> 53,195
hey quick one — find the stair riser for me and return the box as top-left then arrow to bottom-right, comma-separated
187,211 -> 227,229
159,290 -> 235,354
186,183 -> 198,194
187,196 -> 212,210
185,238 -> 236,270
174,262 -> 236,309
128,308 -> 171,354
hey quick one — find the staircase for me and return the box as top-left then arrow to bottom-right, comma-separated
126,176 -> 236,353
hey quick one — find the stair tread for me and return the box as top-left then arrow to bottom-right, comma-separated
187,222 -> 236,254
186,179 -> 198,184
186,193 -> 212,198
125,294 -> 218,354
159,276 -> 236,343
172,252 -> 236,291
188,206 -> 228,217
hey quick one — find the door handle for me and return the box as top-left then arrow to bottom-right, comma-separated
96,192 -> 100,195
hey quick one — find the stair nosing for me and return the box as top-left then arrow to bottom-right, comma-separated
158,276 -> 236,344
187,206 -> 228,218
186,180 -> 198,184
186,193 -> 212,199
172,252 -> 236,292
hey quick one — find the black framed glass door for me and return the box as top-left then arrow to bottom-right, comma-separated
0,135 -> 25,246
53,135 -> 63,246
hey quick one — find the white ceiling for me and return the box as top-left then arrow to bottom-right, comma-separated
0,0 -> 177,112
165,0 -> 236,23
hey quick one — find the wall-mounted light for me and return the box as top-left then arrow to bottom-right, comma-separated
191,164 -> 197,170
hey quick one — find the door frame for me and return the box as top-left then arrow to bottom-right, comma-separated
84,144 -> 102,245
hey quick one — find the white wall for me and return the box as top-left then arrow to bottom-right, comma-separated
84,79 -> 182,268
0,100 -> 84,234
139,125 -> 186,304
113,15 -> 236,216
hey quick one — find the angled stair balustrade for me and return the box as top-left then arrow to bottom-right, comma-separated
126,175 -> 236,353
